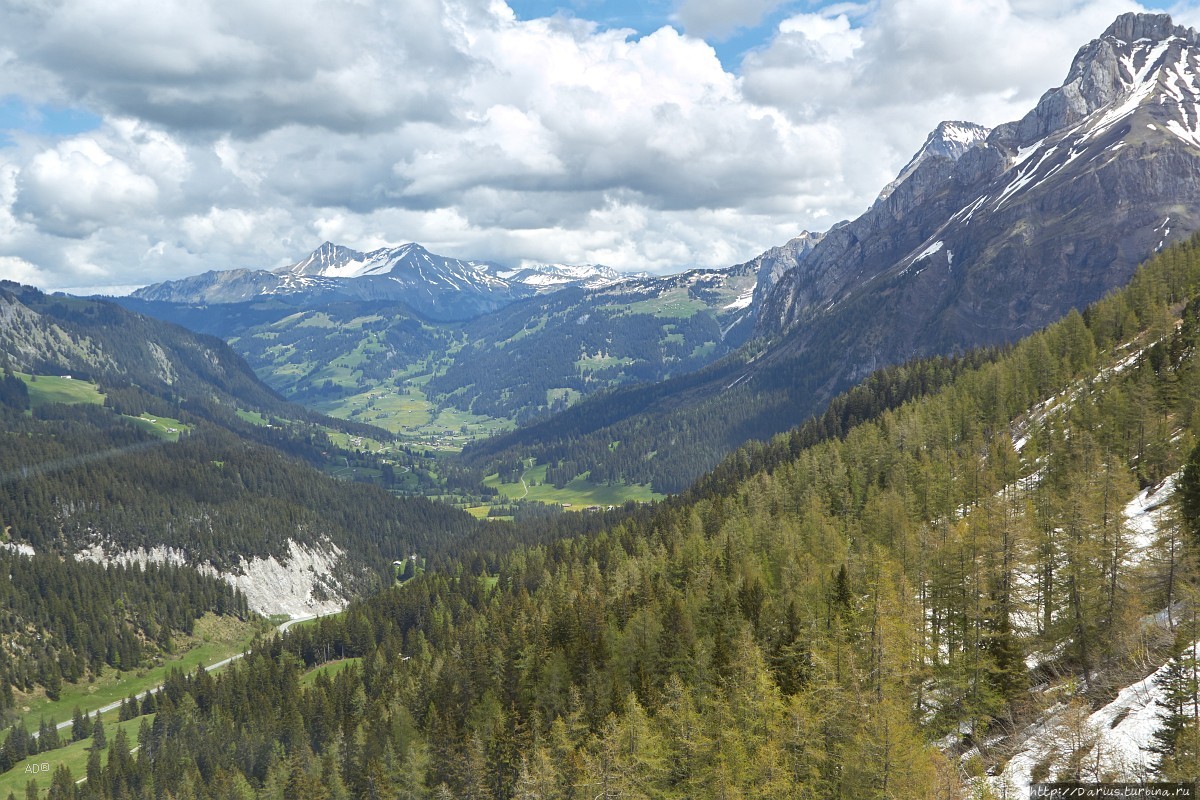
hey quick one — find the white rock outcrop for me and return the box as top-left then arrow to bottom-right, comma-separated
75,537 -> 347,618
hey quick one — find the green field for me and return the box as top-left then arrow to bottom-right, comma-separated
317,385 -> 514,452
300,658 -> 362,686
576,353 -> 635,373
15,374 -> 194,442
497,316 -> 548,347
603,288 -> 709,319
0,715 -> 149,799
18,373 -> 105,407
122,413 -> 190,442
482,463 -> 663,508
6,614 -> 261,741
235,408 -> 270,426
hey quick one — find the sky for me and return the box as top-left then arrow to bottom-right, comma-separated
0,0 -> 1196,294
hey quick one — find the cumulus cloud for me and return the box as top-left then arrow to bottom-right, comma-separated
0,0 -> 1177,292
15,136 -> 161,237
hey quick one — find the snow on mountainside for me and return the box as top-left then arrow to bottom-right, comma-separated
877,120 -> 991,202
133,241 -> 639,320
497,261 -> 630,293
275,241 -> 510,289
758,12 -> 1200,389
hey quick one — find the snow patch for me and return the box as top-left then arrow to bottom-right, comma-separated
723,290 -> 754,311
994,650 -> 1191,793
1,541 -> 35,557
917,240 -> 944,260
1124,472 -> 1179,563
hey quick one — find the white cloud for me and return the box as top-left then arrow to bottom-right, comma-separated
0,255 -> 48,286
15,136 -> 160,237
0,0 -> 1181,292
777,12 -> 865,61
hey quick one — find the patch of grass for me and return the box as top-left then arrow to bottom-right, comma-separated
482,465 -> 663,508
300,658 -> 362,686
6,614 -> 261,739
690,341 -> 718,360
545,387 -> 581,407
603,288 -> 708,319
18,373 -> 105,408
498,316 -> 548,347
122,414 -> 190,442
236,409 -> 270,426
345,315 -> 384,329
0,715 -> 150,799
317,387 -> 435,434
576,353 -> 635,373
295,313 -> 336,329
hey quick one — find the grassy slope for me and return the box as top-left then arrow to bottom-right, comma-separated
0,715 -> 149,799
19,373 -> 105,408
7,615 -> 261,739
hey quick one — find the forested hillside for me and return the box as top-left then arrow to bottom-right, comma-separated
0,283 -> 485,615
0,549 -> 248,726
0,402 -> 476,571
31,237 -> 1200,799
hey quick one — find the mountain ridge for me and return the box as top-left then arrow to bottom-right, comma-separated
132,240 -> 639,321
466,11 -> 1200,493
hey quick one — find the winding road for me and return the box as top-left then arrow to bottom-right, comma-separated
48,612 -> 324,734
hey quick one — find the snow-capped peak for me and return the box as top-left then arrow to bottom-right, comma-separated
496,261 -> 628,292
275,242 -> 367,278
878,120 -> 991,202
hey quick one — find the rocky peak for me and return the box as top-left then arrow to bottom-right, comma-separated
1013,13 -> 1200,148
1101,12 -> 1194,45
277,242 -> 364,276
878,120 -> 990,202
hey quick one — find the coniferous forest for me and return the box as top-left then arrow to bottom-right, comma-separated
9,238 -> 1200,798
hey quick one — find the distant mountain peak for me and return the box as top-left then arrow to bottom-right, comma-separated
878,120 -> 990,202
496,261 -> 629,293
277,242 -> 365,277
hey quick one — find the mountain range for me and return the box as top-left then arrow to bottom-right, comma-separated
465,12 -> 1200,492
9,12 -> 1200,797
132,241 -> 631,321
103,13 -> 1200,496
119,246 -> 765,452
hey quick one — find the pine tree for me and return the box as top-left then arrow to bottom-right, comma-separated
91,716 -> 106,750
72,705 -> 91,742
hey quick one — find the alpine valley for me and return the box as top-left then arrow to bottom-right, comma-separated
9,10 -> 1200,800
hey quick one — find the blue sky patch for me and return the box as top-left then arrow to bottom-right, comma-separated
0,96 -> 101,145
506,0 -> 826,69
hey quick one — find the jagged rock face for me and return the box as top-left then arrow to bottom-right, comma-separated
878,121 -> 991,202
740,231 -> 826,310
758,12 -> 1200,387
